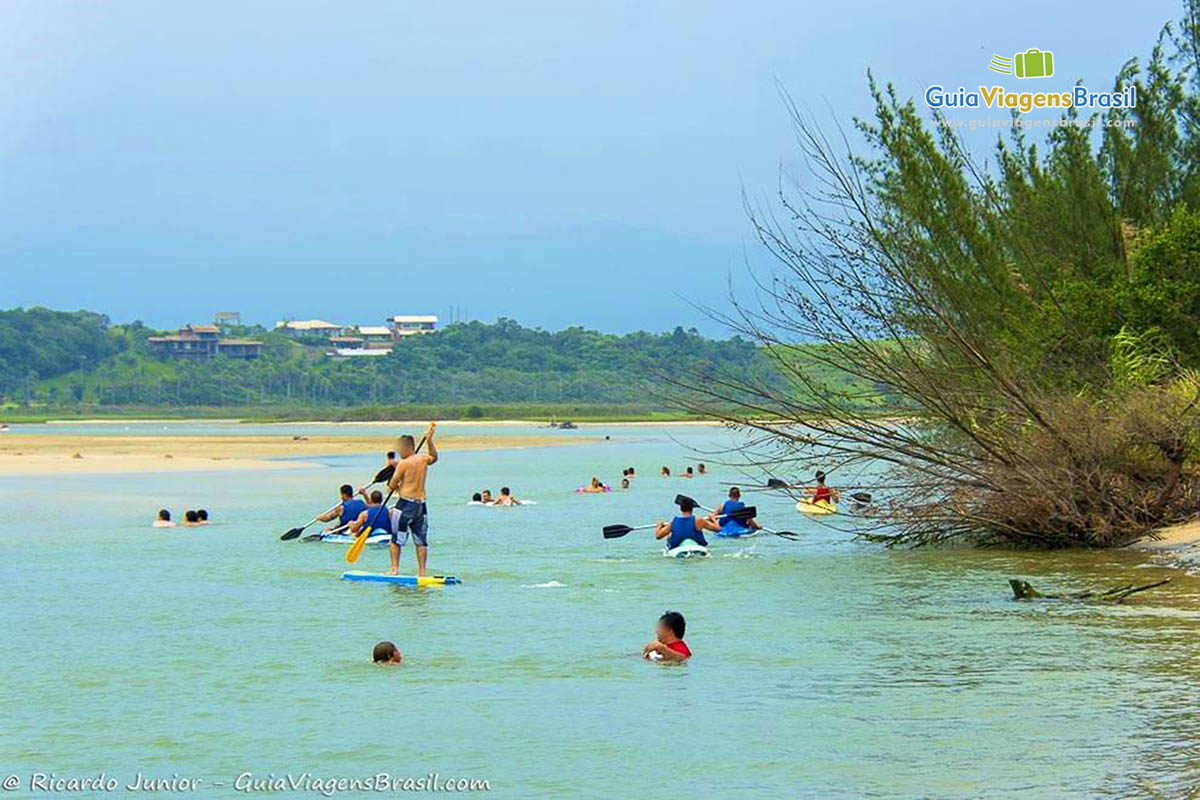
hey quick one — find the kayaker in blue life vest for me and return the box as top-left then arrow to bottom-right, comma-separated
316,484 -> 368,532
655,496 -> 721,549
347,489 -> 395,539
714,487 -> 761,533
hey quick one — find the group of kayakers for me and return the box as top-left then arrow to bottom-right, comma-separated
315,423 -> 439,577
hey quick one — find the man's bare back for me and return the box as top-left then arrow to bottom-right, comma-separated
388,423 -> 438,500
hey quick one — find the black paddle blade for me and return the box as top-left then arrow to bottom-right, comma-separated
773,530 -> 801,541
301,532 -> 324,542
280,527 -> 303,541
727,505 -> 758,520
765,478 -> 788,489
603,524 -> 634,539
374,464 -> 395,484
674,494 -> 698,508
850,492 -> 872,503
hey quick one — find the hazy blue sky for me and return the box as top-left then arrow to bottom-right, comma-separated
0,0 -> 1181,333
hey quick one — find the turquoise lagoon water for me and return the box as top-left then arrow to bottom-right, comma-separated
2,423 -> 1200,798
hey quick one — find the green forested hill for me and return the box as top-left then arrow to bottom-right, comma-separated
0,310 -> 797,416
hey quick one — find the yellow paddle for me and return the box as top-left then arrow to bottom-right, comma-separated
345,434 -> 427,564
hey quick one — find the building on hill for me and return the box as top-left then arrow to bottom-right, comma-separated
148,325 -> 262,359
387,315 -> 438,336
213,311 -> 241,329
275,319 -> 346,338
356,325 -> 396,349
216,339 -> 264,359
329,335 -> 390,358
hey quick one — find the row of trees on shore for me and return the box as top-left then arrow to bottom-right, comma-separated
0,314 -> 787,410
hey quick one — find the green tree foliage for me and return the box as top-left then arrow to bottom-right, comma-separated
690,2 -> 1200,547
0,308 -> 122,392
3,314 -> 771,409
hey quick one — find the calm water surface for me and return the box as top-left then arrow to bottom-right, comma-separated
3,423 -> 1199,798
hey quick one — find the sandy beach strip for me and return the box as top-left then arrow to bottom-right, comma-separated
0,433 -> 596,476
1133,519 -> 1200,551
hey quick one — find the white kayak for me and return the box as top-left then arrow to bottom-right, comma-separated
318,532 -> 390,548
663,540 -> 710,559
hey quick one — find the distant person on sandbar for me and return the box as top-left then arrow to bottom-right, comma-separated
494,486 -> 521,506
153,509 -> 175,528
643,611 -> 692,662
655,496 -> 719,550
373,641 -> 403,664
316,484 -> 368,533
386,423 -> 438,577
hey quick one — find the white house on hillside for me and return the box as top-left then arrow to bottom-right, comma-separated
275,319 -> 346,338
387,315 -> 438,336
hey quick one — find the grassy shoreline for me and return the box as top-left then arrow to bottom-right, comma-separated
0,403 -> 708,424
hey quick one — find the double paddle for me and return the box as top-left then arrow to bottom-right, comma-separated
279,463 -> 398,541
345,435 -> 427,565
677,493 -> 803,542
602,501 -> 765,540
762,478 -> 872,504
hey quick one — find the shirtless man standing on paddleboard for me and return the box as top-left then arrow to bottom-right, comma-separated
386,422 -> 438,577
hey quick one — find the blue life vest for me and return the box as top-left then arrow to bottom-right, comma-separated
361,503 -> 392,536
718,500 -> 746,527
339,498 -> 367,527
668,515 -> 707,549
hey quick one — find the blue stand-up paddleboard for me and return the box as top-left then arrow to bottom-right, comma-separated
342,571 -> 461,586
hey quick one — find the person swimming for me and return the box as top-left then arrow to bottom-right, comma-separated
697,463 -> 707,475
182,510 -> 200,526
153,509 -> 175,528
470,492 -> 484,503
681,466 -> 694,479
195,509 -> 209,525
480,489 -> 494,504
373,641 -> 403,664
494,486 -> 521,506
643,611 -> 692,662
620,477 -> 630,490
660,466 -> 671,477
580,476 -> 608,494
655,496 -> 720,549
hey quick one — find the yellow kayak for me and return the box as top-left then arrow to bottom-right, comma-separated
797,500 -> 838,515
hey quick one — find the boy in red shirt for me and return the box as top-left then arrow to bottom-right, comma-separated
643,611 -> 692,662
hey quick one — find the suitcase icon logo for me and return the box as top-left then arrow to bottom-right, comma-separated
989,48 -> 1054,79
